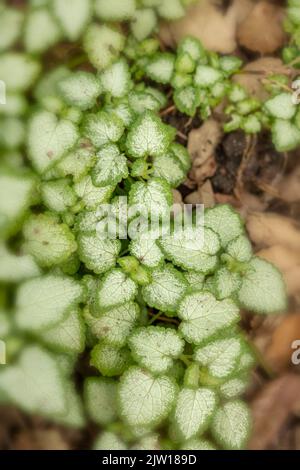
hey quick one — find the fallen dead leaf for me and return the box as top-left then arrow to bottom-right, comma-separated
248,374 -> 300,450
214,193 -> 240,207
0,406 -> 25,450
294,426 -> 300,448
265,313 -> 300,373
184,180 -> 215,207
188,119 -> 221,184
233,57 -> 290,100
190,157 -> 217,184
185,189 -> 202,205
13,429 -> 70,450
239,191 -> 268,215
247,212 -> 300,251
252,315 -> 283,361
237,1 -> 286,54
284,266 -> 300,297
197,180 -> 215,207
278,166 -> 300,203
172,188 -> 183,205
188,119 -> 222,164
160,0 -> 253,54
258,245 -> 300,273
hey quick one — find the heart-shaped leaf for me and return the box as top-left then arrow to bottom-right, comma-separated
129,326 -> 184,374
91,343 -> 130,377
142,264 -> 187,313
53,0 -> 92,41
159,226 -> 220,274
238,257 -> 287,314
174,387 -> 217,440
0,346 -> 67,417
211,400 -> 251,450
15,274 -> 83,332
24,8 -> 61,54
84,24 -> 125,70
129,178 -> 173,220
194,337 -> 243,379
58,71 -> 101,110
119,367 -> 177,427
83,111 -> 124,148
0,243 -> 40,283
84,377 -> 118,426
97,269 -> 138,311
77,232 -> 121,275
23,214 -> 77,267
28,111 -> 79,174
92,144 -> 128,187
85,302 -> 139,347
126,111 -> 174,159
39,308 -> 85,354
178,292 -> 240,345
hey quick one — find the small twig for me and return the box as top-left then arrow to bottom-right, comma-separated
67,53 -> 88,69
179,354 -> 192,367
247,339 -> 276,380
262,78 -> 293,94
252,179 -> 281,198
148,311 -> 179,325
177,130 -> 188,141
288,55 -> 300,68
234,134 -> 256,200
160,104 -> 176,117
148,311 -> 163,325
118,248 -> 129,257
184,117 -> 193,129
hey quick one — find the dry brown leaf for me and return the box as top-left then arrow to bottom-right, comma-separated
252,314 -> 283,355
188,119 -> 220,183
188,119 -> 222,165
198,180 -> 215,207
185,190 -> 202,205
190,157 -> 217,183
265,314 -> 300,372
185,180 -> 215,207
248,374 -> 300,449
284,266 -> 300,297
258,245 -> 300,272
13,429 -> 70,450
237,2 -> 286,54
214,193 -> 240,207
239,191 -> 268,215
160,0 -> 253,54
247,212 -> 300,251
172,188 -> 183,205
0,406 -> 25,450
188,119 -> 221,184
278,166 -> 300,203
233,57 -> 289,100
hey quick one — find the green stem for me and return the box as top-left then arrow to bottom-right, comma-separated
118,248 -> 129,257
148,311 -> 163,325
262,77 -> 292,94
288,55 -> 300,68
179,354 -> 192,367
67,53 -> 88,69
242,333 -> 276,379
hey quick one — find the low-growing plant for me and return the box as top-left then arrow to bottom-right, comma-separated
0,0 -> 291,451
134,33 -> 300,152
